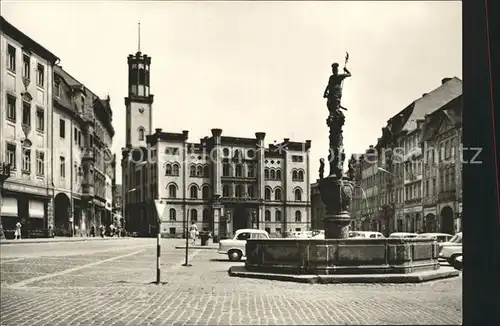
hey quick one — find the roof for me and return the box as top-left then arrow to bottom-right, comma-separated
401,77 -> 462,133
1,16 -> 60,64
420,95 -> 462,143
236,229 -> 267,233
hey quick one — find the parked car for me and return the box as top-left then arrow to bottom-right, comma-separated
349,231 -> 385,239
439,232 -> 462,265
218,228 -> 270,261
311,230 -> 325,239
417,233 -> 453,243
388,232 -> 418,239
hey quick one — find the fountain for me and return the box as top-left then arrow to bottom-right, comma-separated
229,59 -> 459,283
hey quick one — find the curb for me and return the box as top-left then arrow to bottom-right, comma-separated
228,266 -> 460,284
0,237 -> 131,245
175,245 -> 219,250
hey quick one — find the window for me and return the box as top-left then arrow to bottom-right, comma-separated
276,170 -> 281,180
294,189 -> 302,201
190,165 -> 196,176
6,144 -> 16,169
292,170 -> 298,181
247,185 -> 254,198
196,166 -> 202,176
203,209 -> 210,222
264,169 -> 269,179
169,208 -> 176,221
60,156 -> 66,178
36,108 -> 44,131
7,45 -> 16,72
202,186 -> 210,199
292,155 -> 303,162
168,185 -> 177,198
54,83 -> 61,97
450,168 -> 456,188
36,151 -> 44,176
425,180 -> 430,197
270,170 -> 275,179
235,185 -> 242,197
190,209 -> 198,222
22,149 -> 31,172
237,232 -> 251,241
37,64 -> 45,87
59,119 -> 66,138
247,165 -> 254,177
298,171 -> 304,181
295,211 -> 302,222
169,227 -> 176,235
235,164 -> 242,177
265,188 -> 271,200
265,227 -> 271,234
165,164 -> 172,175
276,228 -> 282,234
190,185 -> 198,199
172,164 -> 179,175
203,165 -> 210,177
265,210 -> 271,221
223,163 -> 231,177
6,95 -> 16,121
275,210 -> 282,222
23,55 -> 30,79
22,102 -> 31,126
138,128 -> 144,141
223,185 -> 230,197
274,188 -> 282,201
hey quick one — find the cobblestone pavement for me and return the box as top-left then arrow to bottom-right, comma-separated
1,239 -> 462,325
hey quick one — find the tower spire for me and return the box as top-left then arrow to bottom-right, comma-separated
138,21 -> 141,53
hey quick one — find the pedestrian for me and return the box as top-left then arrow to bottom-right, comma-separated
99,224 -> 105,238
189,221 -> 198,245
14,221 -> 22,240
90,224 -> 95,237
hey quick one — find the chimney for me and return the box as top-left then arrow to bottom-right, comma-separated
441,77 -> 453,85
155,128 -> 162,134
182,130 -> 189,139
283,138 -> 290,143
422,93 -> 428,97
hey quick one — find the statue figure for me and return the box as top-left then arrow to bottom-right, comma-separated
347,157 -> 356,181
319,158 -> 325,180
323,62 -> 352,113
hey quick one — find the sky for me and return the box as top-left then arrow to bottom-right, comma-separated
2,1 -> 462,182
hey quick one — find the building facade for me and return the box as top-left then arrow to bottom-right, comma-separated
0,16 -> 115,238
352,77 -> 462,235
121,49 -> 312,239
310,182 -> 324,230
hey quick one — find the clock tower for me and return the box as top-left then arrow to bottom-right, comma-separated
125,28 -> 153,148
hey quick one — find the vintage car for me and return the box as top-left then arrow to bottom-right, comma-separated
439,232 -> 462,265
218,228 -> 270,261
416,232 -> 453,243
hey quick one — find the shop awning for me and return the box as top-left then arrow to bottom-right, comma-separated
29,200 -> 45,218
1,197 -> 18,217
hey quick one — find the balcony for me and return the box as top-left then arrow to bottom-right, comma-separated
404,198 -> 422,205
220,196 -> 263,205
221,175 -> 258,183
438,190 -> 456,202
82,148 -> 95,161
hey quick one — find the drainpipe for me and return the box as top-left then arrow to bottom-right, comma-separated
70,119 -> 74,236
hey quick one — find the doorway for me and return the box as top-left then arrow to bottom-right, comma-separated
233,206 -> 250,231
440,206 -> 454,234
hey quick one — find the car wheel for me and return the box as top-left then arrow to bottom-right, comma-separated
450,255 -> 463,271
448,254 -> 460,267
228,250 -> 242,261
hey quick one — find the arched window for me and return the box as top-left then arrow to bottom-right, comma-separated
235,164 -> 242,177
223,163 -> 231,177
191,209 -> 198,222
202,186 -> 210,199
265,188 -> 271,200
247,165 -> 254,178
190,185 -> 198,199
235,185 -> 242,197
223,148 -> 230,157
295,210 -> 302,222
247,185 -> 254,198
264,169 -> 269,179
292,170 -> 298,181
196,166 -> 202,176
169,208 -> 176,221
203,208 -> 210,222
275,210 -> 282,222
298,170 -> 304,181
138,128 -> 145,141
165,164 -> 172,175
223,185 -> 230,197
168,185 -> 177,198
189,165 -> 196,176
270,170 -> 276,179
172,164 -> 179,175
203,165 -> 210,177
294,188 -> 302,201
233,149 -> 240,159
265,210 -> 271,221
276,170 -> 282,180
274,188 -> 282,201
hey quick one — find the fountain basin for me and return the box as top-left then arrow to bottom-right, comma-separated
228,238 -> 460,283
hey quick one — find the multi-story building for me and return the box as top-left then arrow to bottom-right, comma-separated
357,146 -> 380,232
420,95 -> 462,234
121,48 -> 312,239
353,77 -> 462,235
310,182 -> 324,230
0,16 -> 115,238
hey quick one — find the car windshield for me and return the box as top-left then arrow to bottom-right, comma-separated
449,233 -> 462,243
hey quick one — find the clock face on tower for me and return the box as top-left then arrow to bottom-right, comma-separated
138,107 -> 144,114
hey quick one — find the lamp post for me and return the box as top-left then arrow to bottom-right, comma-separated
0,163 -> 12,240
